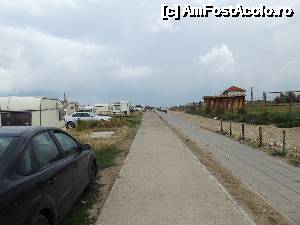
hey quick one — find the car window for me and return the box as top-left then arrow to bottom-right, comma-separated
72,113 -> 80,117
1,112 -> 32,126
54,132 -> 79,157
19,145 -> 33,175
81,113 -> 90,117
32,132 -> 61,169
0,137 -> 15,160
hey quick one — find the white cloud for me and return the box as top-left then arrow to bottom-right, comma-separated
107,66 -> 151,80
200,44 -> 235,74
0,0 -> 299,105
150,19 -> 175,33
0,0 -> 79,15
0,25 -> 150,96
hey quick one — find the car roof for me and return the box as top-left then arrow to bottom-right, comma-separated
0,126 -> 53,136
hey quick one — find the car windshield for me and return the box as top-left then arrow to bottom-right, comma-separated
0,136 -> 15,160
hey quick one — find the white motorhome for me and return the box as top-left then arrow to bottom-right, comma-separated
66,101 -> 79,115
112,101 -> 130,116
0,97 -> 65,129
94,103 -> 112,116
78,105 -> 95,113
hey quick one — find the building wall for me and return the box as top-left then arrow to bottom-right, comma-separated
204,96 -> 245,111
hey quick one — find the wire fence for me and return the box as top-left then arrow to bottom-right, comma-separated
246,102 -> 300,114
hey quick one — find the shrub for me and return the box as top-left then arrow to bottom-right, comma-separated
188,109 -> 300,128
205,107 -> 212,114
74,115 -> 142,131
75,120 -> 98,131
237,108 -> 247,115
215,107 -> 225,115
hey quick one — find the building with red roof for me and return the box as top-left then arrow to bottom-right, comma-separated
203,86 -> 246,112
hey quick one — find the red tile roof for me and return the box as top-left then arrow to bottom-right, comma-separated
225,86 -> 246,92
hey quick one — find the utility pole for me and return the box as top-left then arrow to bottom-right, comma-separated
250,87 -> 254,104
288,91 -> 292,113
263,91 -> 267,113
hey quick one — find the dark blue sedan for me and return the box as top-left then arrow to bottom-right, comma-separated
0,127 -> 97,225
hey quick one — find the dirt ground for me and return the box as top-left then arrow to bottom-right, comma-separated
158,114 -> 291,225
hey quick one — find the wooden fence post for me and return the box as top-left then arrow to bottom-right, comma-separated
229,121 -> 232,136
242,123 -> 245,140
258,126 -> 262,147
283,130 -> 287,155
220,119 -> 223,133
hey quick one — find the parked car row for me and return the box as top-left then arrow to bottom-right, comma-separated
0,126 -> 97,225
0,97 -> 143,130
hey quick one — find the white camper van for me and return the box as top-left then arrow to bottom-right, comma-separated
0,97 -> 65,129
112,101 -> 130,116
94,103 -> 112,116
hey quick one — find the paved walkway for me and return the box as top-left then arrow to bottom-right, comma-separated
158,111 -> 300,225
96,112 -> 253,225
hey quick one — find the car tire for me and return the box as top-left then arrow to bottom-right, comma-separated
30,215 -> 50,225
86,161 -> 97,191
66,122 -> 75,129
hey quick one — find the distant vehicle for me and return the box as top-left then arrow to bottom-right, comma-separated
0,97 -> 65,129
0,127 -> 97,225
129,105 -> 135,113
160,107 -> 168,113
77,105 -> 94,113
135,105 -> 142,111
64,112 -> 111,128
112,101 -> 130,116
94,104 -> 112,116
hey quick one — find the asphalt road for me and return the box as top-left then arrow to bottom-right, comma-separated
158,111 -> 300,225
96,112 -> 253,225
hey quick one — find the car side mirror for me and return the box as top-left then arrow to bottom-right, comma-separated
81,144 -> 91,151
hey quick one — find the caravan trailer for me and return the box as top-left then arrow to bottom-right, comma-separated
94,103 -> 112,116
0,97 -> 65,129
112,101 -> 130,116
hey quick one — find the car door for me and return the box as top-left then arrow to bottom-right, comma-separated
0,142 -> 43,225
81,112 -> 91,121
71,113 -> 81,122
31,131 -> 75,219
52,131 -> 90,197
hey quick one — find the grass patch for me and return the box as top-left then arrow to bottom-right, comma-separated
272,149 -> 287,157
75,113 -> 143,132
94,146 -> 119,170
189,110 -> 300,128
75,120 -> 98,131
62,182 -> 100,225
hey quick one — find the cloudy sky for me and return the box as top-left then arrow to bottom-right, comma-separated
0,0 -> 299,106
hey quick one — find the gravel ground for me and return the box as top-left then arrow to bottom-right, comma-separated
170,111 -> 300,164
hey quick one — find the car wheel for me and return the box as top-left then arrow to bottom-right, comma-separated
86,161 -> 97,191
30,215 -> 50,225
66,122 -> 75,129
